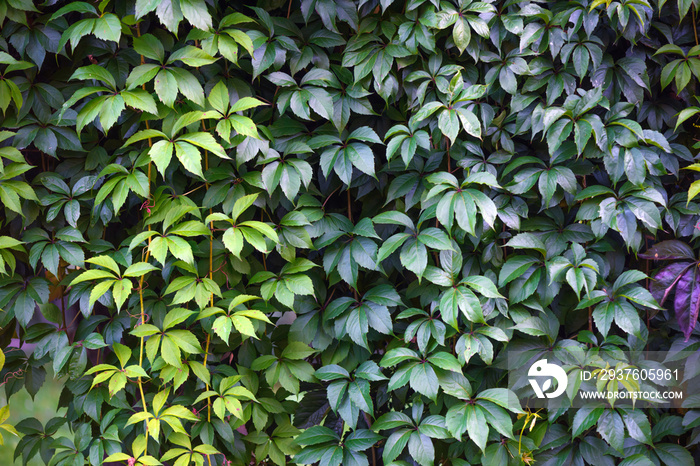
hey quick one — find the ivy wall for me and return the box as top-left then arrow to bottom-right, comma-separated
0,0 -> 700,465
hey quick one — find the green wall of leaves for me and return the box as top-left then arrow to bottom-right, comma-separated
0,0 -> 700,464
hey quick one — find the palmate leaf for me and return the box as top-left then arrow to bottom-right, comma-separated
320,143 -> 376,185
208,81 -> 264,141
56,12 -> 121,52
385,124 -> 431,167
426,172 -> 499,235
145,132 -> 227,178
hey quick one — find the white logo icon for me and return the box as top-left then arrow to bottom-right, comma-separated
528,359 -> 567,399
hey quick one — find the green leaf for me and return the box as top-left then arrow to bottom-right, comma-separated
427,352 -> 462,372
174,141 -> 204,178
407,432 -> 434,466
593,302 -> 616,338
169,46 -> 217,67
154,69 -> 179,107
161,334 -> 182,367
49,2 -> 96,22
296,426 -> 338,445
112,278 -> 132,310
180,0 -> 213,30
316,365 -> 350,381
93,14 -> 121,43
466,405 -> 488,451
438,109 -> 460,143
382,429 -> 412,463
453,17 -> 471,53
410,363 -> 439,400
462,276 -> 503,299
400,238 -> 428,278
122,90 -> 159,115
149,140 -> 174,176
689,180 -> 700,203
230,96 -> 266,113
476,388 -> 523,414
506,233 -> 547,256
621,408 -> 652,445
178,132 -> 227,158
372,412 -> 413,431
281,341 -> 316,360
440,285 -> 485,327
572,406 -> 605,438
70,65 -> 116,89
597,410 -> 625,453
345,429 -> 382,452
675,107 -> 700,131
380,348 -> 420,366
86,255 -> 121,275
231,194 -> 258,222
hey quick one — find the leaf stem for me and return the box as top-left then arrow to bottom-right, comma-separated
322,186 -> 340,210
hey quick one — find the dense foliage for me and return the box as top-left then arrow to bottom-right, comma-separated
2,0 -> 700,464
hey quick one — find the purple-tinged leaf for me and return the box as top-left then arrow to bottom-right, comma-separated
639,240 -> 695,261
673,267 -> 700,341
650,262 -> 693,305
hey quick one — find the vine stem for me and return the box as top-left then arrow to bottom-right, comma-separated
645,236 -> 651,356
136,185 -> 152,445
347,185 -> 359,299
693,7 -> 699,46
135,21 -> 151,453
60,266 -> 71,344
445,136 -> 451,172
261,210 -> 267,272
362,412 -> 376,466
434,137 -> 451,267
204,121 -> 213,466
137,269 -> 150,444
